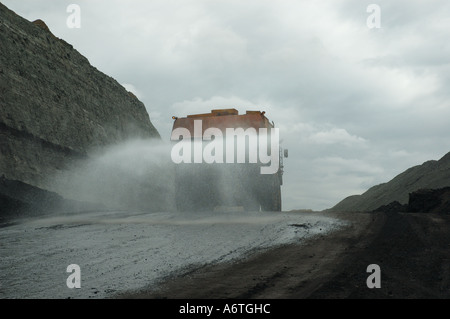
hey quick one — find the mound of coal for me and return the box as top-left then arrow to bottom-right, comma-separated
370,201 -> 408,214
330,152 -> 450,212
407,187 -> 450,214
372,187 -> 450,214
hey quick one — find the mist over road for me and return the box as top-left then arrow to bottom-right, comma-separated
0,210 -> 344,299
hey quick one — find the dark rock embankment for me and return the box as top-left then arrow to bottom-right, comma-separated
0,3 -> 162,218
0,175 -> 104,223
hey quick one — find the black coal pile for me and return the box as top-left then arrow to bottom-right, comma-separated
372,187 -> 450,214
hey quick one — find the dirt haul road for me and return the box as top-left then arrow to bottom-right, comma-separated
126,211 -> 450,299
0,210 -> 343,299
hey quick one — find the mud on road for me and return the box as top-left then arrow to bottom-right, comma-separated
126,211 -> 450,299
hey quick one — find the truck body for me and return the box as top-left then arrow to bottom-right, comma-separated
170,109 -> 285,212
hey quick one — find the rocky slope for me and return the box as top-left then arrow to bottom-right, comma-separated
0,3 -> 161,217
329,151 -> 450,212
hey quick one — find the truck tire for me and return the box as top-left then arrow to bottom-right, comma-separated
271,182 -> 282,212
260,177 -> 282,212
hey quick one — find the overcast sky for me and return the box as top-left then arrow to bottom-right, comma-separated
3,0 -> 450,210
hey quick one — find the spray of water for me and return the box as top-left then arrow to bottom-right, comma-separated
47,139 -> 176,212
44,136 -> 277,214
